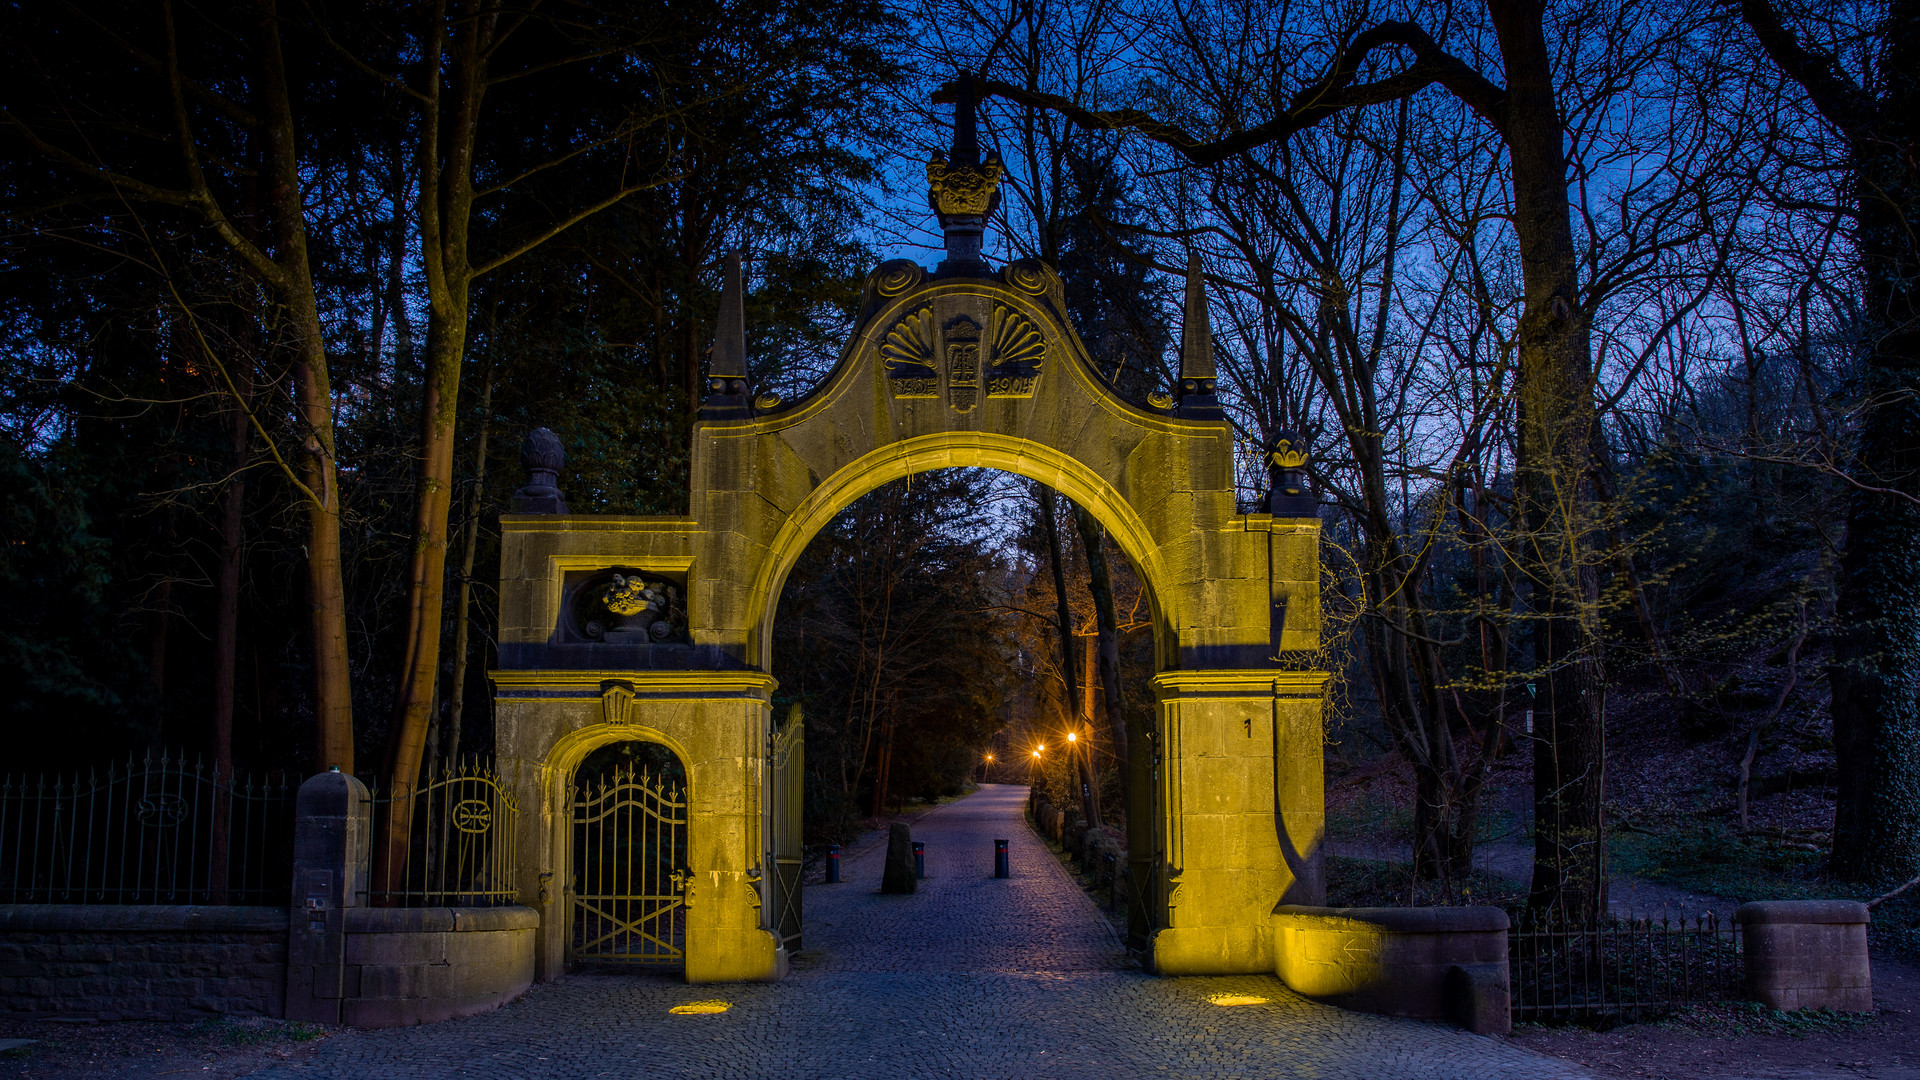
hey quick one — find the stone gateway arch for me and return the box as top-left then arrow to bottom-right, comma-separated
489,100 -> 1329,984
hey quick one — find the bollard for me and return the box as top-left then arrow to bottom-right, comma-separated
913,840 -> 926,879
826,844 -> 841,884
994,838 -> 1010,879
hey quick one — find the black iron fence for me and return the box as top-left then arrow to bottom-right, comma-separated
0,752 -> 295,906
362,757 -> 518,908
1510,910 -> 1744,1023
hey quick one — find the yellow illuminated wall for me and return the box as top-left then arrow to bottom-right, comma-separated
491,259 -> 1327,982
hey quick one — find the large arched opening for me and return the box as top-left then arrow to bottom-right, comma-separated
491,246 -> 1327,985
750,433 -> 1175,676
763,461 -> 1166,965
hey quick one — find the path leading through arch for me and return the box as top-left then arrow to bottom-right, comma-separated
238,785 -> 1591,1079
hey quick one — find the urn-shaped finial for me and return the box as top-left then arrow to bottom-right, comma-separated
1264,431 -> 1317,517
512,427 -> 569,514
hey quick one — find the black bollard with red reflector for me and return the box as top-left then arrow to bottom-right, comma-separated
826,844 -> 841,884
994,838 -> 1010,878
912,840 -> 926,879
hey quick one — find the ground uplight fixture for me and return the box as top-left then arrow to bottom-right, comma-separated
1067,732 -> 1077,743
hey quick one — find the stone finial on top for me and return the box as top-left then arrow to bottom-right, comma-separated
1173,252 -> 1223,420
511,427 -> 569,514
1264,431 -> 1318,517
928,71 -> 1003,274
700,251 -> 754,421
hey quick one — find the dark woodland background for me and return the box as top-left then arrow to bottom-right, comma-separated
1,0 -> 1915,927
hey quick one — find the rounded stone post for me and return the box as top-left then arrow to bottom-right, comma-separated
284,769 -> 372,1024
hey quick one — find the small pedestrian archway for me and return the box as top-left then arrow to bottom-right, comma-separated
488,97 -> 1330,985
566,740 -> 691,969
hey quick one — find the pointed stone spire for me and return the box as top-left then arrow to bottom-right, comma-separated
712,251 -> 746,380
699,251 -> 753,420
927,70 -> 1003,275
1173,252 -> 1222,419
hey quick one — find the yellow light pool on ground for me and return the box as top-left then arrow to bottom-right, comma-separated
1206,993 -> 1269,1007
669,1000 -> 732,1015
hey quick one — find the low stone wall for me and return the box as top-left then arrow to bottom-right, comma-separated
337,906 -> 539,1028
1273,904 -> 1511,1034
0,905 -> 288,1021
1736,899 -> 1872,1012
1032,799 -> 1064,842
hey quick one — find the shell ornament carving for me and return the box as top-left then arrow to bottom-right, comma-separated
985,305 -> 1046,398
880,307 -> 939,398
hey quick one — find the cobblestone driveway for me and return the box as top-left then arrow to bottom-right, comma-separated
240,784 -> 1588,1080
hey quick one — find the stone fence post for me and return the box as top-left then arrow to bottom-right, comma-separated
284,769 -> 372,1024
1736,900 -> 1872,1012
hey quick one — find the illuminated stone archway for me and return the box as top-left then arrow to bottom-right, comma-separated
489,112 -> 1328,985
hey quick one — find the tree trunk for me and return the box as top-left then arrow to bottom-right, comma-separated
377,2 -> 488,896
212,380 -> 254,778
1039,486 -> 1099,828
441,369 -> 493,765
209,371 -> 253,904
1070,503 -> 1153,943
1828,112 -> 1920,883
1731,0 -> 1920,887
1490,0 -> 1608,921
250,0 -> 354,774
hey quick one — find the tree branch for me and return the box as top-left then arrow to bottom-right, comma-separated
469,174 -> 679,277
1730,0 -> 1876,139
957,21 -> 1507,165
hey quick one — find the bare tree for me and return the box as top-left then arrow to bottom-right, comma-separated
1729,0 -> 1920,884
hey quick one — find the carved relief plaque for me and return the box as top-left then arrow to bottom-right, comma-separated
944,315 -> 981,413
880,307 -> 939,398
985,305 -> 1046,398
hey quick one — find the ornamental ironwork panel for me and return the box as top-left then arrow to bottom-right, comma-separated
0,751 -> 293,905
768,715 -> 804,952
1510,909 -> 1744,1024
362,757 -> 519,908
569,762 -> 688,966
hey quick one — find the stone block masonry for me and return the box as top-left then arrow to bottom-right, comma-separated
1272,904 -> 1512,1034
0,904 -> 288,1021
336,906 -> 538,1028
0,770 -> 541,1031
1737,899 -> 1873,1012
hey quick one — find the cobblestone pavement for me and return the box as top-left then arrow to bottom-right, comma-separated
239,784 -> 1590,1080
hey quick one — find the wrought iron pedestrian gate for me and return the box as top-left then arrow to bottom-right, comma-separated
569,761 -> 688,966
768,713 -> 803,952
